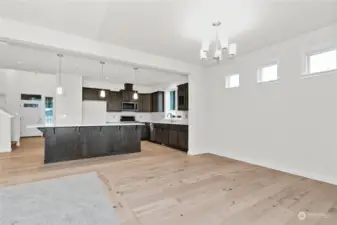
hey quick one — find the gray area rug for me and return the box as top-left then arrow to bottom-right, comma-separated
0,172 -> 119,225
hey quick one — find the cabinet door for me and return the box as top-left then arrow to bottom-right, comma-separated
151,92 -> 164,112
107,91 -> 122,112
169,129 -> 179,148
83,88 -> 102,101
141,125 -> 150,140
154,127 -> 162,143
138,94 -> 143,112
121,91 -> 130,102
151,93 -> 157,112
178,83 -> 188,111
178,131 -> 188,151
162,128 -> 169,145
142,94 -> 152,112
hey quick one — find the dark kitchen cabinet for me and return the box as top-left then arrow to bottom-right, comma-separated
141,123 -> 150,140
154,127 -> 161,143
169,129 -> 179,148
178,131 -> 188,151
178,83 -> 188,111
121,90 -> 138,102
151,91 -> 165,112
83,88 -> 106,101
161,125 -> 169,145
107,91 -> 122,112
150,123 -> 188,152
138,94 -> 152,112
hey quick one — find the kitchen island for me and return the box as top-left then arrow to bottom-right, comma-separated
30,123 -> 144,164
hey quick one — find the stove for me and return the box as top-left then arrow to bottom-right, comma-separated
120,116 -> 137,122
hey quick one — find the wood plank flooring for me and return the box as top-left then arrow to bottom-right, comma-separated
1,137 -> 337,225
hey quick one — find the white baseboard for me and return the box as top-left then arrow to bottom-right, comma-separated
212,151 -> 337,186
0,147 -> 11,153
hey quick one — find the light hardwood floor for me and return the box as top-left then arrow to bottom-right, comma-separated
1,138 -> 337,225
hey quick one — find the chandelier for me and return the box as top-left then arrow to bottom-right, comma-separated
200,21 -> 237,62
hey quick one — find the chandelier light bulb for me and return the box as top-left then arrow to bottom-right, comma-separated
220,38 -> 229,51
200,49 -> 208,60
229,43 -> 237,56
202,40 -> 210,52
214,49 -> 222,60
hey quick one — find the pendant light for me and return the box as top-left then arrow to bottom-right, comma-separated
56,54 -> 63,95
133,68 -> 139,100
100,61 -> 106,98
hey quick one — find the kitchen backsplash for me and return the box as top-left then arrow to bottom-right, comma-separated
106,112 -> 152,122
106,111 -> 188,123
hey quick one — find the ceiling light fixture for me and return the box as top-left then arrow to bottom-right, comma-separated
56,54 -> 64,95
133,68 -> 139,100
100,61 -> 106,98
200,21 -> 237,62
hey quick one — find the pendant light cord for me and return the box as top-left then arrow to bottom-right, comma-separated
100,61 -> 105,78
57,54 -> 63,86
101,61 -> 104,77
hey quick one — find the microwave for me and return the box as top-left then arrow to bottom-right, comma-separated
122,102 -> 138,111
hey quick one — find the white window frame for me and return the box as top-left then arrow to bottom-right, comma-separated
225,74 -> 240,89
165,88 -> 179,120
305,48 -> 337,75
257,62 -> 279,83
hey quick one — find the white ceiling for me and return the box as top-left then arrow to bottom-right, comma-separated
0,42 -> 188,86
0,0 -> 336,64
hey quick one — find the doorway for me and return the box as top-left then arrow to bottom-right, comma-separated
20,94 -> 43,137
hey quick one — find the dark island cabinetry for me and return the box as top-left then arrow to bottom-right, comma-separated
40,125 -> 142,164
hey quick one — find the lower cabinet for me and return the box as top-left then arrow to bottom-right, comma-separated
149,123 -> 188,152
141,123 -> 150,140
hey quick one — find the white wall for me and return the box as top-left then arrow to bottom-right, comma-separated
198,23 -> 337,185
0,109 -> 12,152
82,101 -> 106,124
188,69 -> 208,155
55,74 -> 83,124
0,70 -> 83,133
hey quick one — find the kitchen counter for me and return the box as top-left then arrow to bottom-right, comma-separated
28,122 -> 145,129
35,124 -> 143,164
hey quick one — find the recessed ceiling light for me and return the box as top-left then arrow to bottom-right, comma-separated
16,62 -> 22,65
106,77 -> 109,79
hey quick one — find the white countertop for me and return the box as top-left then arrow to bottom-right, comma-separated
144,120 -> 188,125
27,122 -> 145,128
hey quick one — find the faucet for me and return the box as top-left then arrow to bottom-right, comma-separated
166,112 -> 175,123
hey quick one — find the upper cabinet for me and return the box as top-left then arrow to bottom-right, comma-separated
107,91 -> 122,112
178,83 -> 188,111
139,94 -> 152,112
151,91 -> 165,112
121,91 -> 137,102
83,88 -> 106,101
